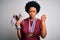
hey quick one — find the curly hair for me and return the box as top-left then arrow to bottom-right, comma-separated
25,1 -> 41,13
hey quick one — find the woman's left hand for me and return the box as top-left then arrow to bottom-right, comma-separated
41,14 -> 47,22
41,14 -> 47,38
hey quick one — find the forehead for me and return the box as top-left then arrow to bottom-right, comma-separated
29,7 -> 37,11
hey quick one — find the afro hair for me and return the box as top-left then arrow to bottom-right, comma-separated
25,1 -> 41,13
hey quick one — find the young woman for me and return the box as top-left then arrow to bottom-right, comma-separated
15,1 -> 47,40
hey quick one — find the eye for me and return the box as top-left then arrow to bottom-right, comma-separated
33,11 -> 35,12
29,11 -> 32,12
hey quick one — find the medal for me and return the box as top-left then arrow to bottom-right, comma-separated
28,33 -> 34,38
29,17 -> 36,33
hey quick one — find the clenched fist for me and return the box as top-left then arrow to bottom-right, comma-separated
41,14 -> 47,22
16,20 -> 20,26
15,13 -> 22,26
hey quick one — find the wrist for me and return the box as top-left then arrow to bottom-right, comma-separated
42,21 -> 45,23
42,21 -> 45,24
16,25 -> 21,29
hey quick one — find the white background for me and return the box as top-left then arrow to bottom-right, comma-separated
0,0 -> 60,40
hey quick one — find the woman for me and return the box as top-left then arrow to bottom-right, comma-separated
16,1 -> 47,40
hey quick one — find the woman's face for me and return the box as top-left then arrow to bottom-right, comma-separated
28,7 -> 37,19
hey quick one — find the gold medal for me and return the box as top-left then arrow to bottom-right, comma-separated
28,33 -> 34,38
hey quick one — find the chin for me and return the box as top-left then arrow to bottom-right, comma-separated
31,17 -> 35,18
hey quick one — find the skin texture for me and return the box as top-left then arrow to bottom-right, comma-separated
15,7 -> 47,40
41,14 -> 47,38
28,7 -> 37,20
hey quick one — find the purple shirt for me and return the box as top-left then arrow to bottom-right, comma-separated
20,18 -> 42,40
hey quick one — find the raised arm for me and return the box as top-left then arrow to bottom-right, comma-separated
15,21 -> 22,40
15,14 -> 22,40
41,14 -> 47,38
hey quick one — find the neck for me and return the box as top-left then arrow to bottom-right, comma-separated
29,17 -> 35,21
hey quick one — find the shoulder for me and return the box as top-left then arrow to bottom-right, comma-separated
36,18 -> 42,25
24,18 -> 29,21
21,18 -> 28,24
36,18 -> 41,22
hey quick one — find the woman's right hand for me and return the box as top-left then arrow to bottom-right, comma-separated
15,13 -> 22,26
16,20 -> 20,26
